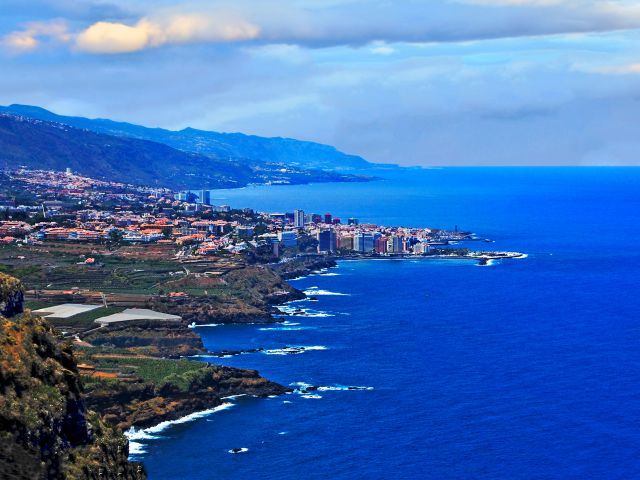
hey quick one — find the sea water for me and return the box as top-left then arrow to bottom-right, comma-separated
135,167 -> 640,479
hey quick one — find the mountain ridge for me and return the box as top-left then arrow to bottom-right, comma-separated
0,111 -> 376,190
0,104 -> 375,172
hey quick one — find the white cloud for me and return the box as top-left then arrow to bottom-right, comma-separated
75,13 -> 260,53
1,20 -> 70,52
584,63 -> 640,75
6,0 -> 640,55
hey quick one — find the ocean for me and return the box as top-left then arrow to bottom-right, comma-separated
131,167 -> 640,479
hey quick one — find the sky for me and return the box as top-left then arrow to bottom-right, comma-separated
1,0 -> 640,166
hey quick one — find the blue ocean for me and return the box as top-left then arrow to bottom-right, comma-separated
132,167 -> 640,479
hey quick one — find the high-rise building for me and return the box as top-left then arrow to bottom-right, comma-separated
324,213 -> 332,224
354,232 -> 376,253
348,218 -> 359,226
197,190 -> 212,205
294,209 -> 305,228
285,212 -> 295,224
375,236 -> 388,254
387,235 -> 404,253
317,230 -> 337,253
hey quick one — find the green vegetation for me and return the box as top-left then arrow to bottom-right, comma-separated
86,355 -> 210,393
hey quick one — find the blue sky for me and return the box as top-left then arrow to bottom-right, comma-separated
2,0 -> 640,166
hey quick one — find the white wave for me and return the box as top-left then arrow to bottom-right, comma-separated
319,272 -> 341,276
278,431 -> 288,435
475,259 -> 496,267
125,429 -> 159,441
128,441 -> 147,456
259,326 -> 313,331
304,287 -> 350,296
276,305 -> 336,318
125,402 -> 235,458
283,321 -> 301,326
228,447 -> 249,454
222,394 -> 247,401
301,394 -> 323,399
192,323 -> 222,328
316,385 -> 374,391
282,400 -> 292,404
290,381 -> 314,389
263,345 -> 328,356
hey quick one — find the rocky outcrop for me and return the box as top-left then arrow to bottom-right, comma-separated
0,272 -> 24,317
272,256 -> 337,280
84,364 -> 289,430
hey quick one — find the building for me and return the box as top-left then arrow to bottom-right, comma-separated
324,213 -> 332,224
236,226 -> 254,237
317,230 -> 337,253
278,230 -> 298,248
198,190 -> 212,205
294,209 -> 305,228
375,236 -> 388,254
353,232 -> 376,253
387,235 -> 404,254
348,218 -> 359,225
413,241 -> 431,255
338,234 -> 354,251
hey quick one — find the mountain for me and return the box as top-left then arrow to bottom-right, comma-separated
0,113 -> 252,189
0,104 -> 373,171
0,113 -> 373,189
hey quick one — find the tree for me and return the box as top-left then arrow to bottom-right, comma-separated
106,229 -> 124,248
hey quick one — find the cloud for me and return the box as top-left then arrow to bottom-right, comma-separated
1,20 -> 70,52
6,0 -> 640,55
573,62 -> 640,75
75,13 -> 260,53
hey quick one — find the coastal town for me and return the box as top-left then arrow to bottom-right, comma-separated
0,167 -> 524,261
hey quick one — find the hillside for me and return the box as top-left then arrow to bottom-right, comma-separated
0,273 -> 145,479
0,113 -> 252,190
0,113 -> 373,190
0,104 -> 374,171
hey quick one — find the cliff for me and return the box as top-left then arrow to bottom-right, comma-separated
0,272 -> 145,479
272,256 -> 338,280
83,362 -> 289,430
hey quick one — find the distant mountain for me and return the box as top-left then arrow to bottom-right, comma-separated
0,104 -> 373,171
0,113 -> 253,189
0,112 -> 375,190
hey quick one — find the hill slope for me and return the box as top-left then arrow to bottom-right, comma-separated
0,113 -> 371,189
0,104 -> 373,171
0,113 -> 252,190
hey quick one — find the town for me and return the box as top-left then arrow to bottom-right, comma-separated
0,167 -> 497,259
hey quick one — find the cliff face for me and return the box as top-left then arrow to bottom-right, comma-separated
84,364 -> 289,430
0,273 -> 145,479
